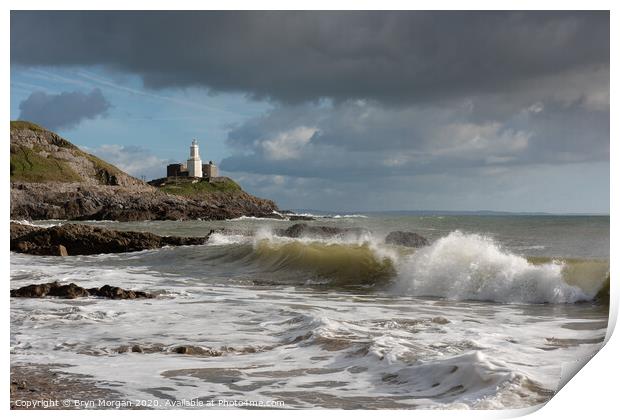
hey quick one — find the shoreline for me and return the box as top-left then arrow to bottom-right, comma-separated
9,216 -> 610,409
10,364 -> 126,410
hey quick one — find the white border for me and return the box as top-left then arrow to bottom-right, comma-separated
3,2 -> 615,420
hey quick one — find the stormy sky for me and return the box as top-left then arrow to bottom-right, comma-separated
10,11 -> 609,213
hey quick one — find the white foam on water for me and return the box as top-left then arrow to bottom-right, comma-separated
226,215 -> 289,221
283,212 -> 368,219
206,232 -> 253,246
9,220 -> 609,409
11,219 -> 63,228
395,231 -> 591,303
10,265 -> 607,409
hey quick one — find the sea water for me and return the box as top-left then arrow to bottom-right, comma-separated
10,215 -> 610,409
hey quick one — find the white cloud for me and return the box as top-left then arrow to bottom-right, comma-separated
222,95 -> 606,183
81,144 -> 168,180
527,102 -> 544,114
420,122 -> 531,158
260,126 -> 318,160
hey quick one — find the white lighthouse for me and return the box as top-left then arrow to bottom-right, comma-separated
186,139 -> 203,178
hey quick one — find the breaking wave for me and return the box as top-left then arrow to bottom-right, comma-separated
190,230 -> 609,303
205,232 -> 396,287
394,231 -> 607,304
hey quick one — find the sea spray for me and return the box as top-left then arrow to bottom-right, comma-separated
205,228 -> 607,300
395,231 -> 592,303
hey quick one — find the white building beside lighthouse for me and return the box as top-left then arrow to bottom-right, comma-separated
186,139 -> 203,178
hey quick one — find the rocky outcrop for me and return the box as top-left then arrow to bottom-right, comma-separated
10,122 -> 280,221
10,222 -> 209,256
276,223 -> 368,239
11,182 -> 279,221
385,231 -> 429,248
94,285 -> 154,299
288,215 -> 315,221
10,281 -> 153,299
172,345 -> 223,356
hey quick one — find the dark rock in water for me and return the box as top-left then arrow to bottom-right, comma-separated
9,282 -> 55,298
431,316 -> 451,325
10,222 -> 209,256
288,215 -> 315,221
172,345 -> 222,357
385,231 -> 429,248
47,283 -> 90,299
10,223 -> 39,240
276,223 -> 367,239
10,281 -> 154,299
92,284 -> 152,299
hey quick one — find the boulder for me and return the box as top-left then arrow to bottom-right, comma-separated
46,282 -> 90,298
10,281 -> 154,299
276,223 -> 367,239
10,222 -> 209,256
385,231 -> 429,248
9,282 -> 55,298
91,284 -> 152,299
288,215 -> 315,221
172,345 -> 222,357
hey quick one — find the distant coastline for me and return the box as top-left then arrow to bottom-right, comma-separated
292,209 -> 610,217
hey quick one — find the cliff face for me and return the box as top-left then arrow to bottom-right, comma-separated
10,121 -> 279,221
10,121 -> 145,187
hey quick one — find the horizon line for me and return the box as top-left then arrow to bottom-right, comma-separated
289,208 -> 610,216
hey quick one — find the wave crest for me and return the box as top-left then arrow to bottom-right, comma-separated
203,229 -> 607,303
396,231 -> 594,303
251,239 -> 395,287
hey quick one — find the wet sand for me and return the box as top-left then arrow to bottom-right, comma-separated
10,363 -> 125,410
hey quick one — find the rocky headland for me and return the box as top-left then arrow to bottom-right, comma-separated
10,121 -> 280,221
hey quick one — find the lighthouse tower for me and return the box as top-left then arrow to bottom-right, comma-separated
187,139 -> 203,178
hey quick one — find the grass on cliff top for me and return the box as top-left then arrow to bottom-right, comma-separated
11,120 -> 139,185
158,177 -> 242,198
10,144 -> 83,183
10,120 -> 47,132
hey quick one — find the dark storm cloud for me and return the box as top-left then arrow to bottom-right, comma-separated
10,11 -> 609,212
220,95 -> 609,180
10,11 -> 609,105
18,88 -> 111,130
